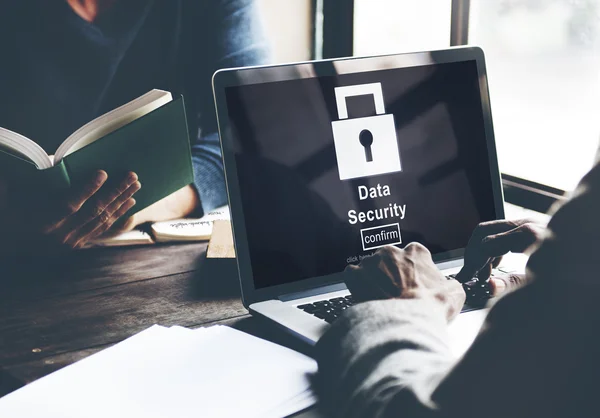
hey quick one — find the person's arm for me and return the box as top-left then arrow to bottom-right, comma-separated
190,0 -> 270,216
171,0 -> 268,219
121,0 -> 270,230
118,185 -> 198,231
455,218 -> 545,283
315,205 -> 595,417
314,250 -> 554,418
316,297 -> 455,418
315,244 -> 463,418
0,171 -> 140,255
317,273 -> 585,418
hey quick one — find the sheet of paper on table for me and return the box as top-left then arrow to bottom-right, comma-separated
0,325 -> 316,418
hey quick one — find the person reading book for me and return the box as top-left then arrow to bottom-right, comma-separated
0,0 -> 269,254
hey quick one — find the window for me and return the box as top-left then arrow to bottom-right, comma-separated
258,0 -> 312,63
354,0 -> 452,55
469,0 -> 600,191
261,1 -> 599,207
316,0 -> 600,197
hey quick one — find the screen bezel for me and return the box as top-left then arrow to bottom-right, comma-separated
212,46 -> 505,307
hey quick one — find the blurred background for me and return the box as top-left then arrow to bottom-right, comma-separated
258,0 -> 600,212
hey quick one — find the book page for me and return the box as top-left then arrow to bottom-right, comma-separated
0,128 -> 53,169
54,90 -> 172,163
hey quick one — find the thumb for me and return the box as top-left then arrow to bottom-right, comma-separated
458,224 -> 539,282
482,223 -> 541,256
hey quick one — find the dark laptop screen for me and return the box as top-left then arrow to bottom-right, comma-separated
225,60 -> 497,290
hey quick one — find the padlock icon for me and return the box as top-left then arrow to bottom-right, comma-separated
331,82 -> 402,180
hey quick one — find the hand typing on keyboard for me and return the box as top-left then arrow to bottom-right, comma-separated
446,273 -> 494,307
456,218 -> 544,283
303,219 -> 546,324
455,218 -> 545,300
342,243 -> 466,321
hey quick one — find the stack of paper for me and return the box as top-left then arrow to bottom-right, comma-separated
0,325 -> 317,418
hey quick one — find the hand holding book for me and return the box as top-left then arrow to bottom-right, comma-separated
0,89 -> 195,255
0,170 -> 141,254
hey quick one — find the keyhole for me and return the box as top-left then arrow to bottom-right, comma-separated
359,129 -> 374,162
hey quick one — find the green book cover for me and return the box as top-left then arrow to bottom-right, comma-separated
0,95 -> 194,216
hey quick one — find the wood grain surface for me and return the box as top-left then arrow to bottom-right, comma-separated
0,243 -> 313,401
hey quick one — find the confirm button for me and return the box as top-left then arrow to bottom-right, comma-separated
360,223 -> 402,251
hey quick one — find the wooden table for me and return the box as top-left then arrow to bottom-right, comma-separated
0,243 -> 320,417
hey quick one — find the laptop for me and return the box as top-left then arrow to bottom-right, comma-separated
212,47 -> 505,345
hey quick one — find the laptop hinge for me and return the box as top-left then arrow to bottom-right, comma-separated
279,282 -> 347,302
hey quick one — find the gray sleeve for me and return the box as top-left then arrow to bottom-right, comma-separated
315,161 -> 600,418
314,299 -> 455,418
315,280 -> 591,418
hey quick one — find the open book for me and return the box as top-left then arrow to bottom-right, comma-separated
0,89 -> 194,215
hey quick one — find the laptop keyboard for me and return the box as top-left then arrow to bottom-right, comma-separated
447,274 -> 492,301
297,296 -> 355,324
297,275 -> 493,324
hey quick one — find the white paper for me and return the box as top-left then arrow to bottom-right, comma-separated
262,389 -> 317,418
0,325 -> 317,418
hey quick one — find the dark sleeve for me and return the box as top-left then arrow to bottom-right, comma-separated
315,279 -> 596,418
315,298 -> 454,418
188,0 -> 271,215
315,161 -> 600,418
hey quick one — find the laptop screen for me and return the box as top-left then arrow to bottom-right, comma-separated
224,59 -> 498,290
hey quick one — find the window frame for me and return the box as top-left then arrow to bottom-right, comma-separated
310,0 -> 571,212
